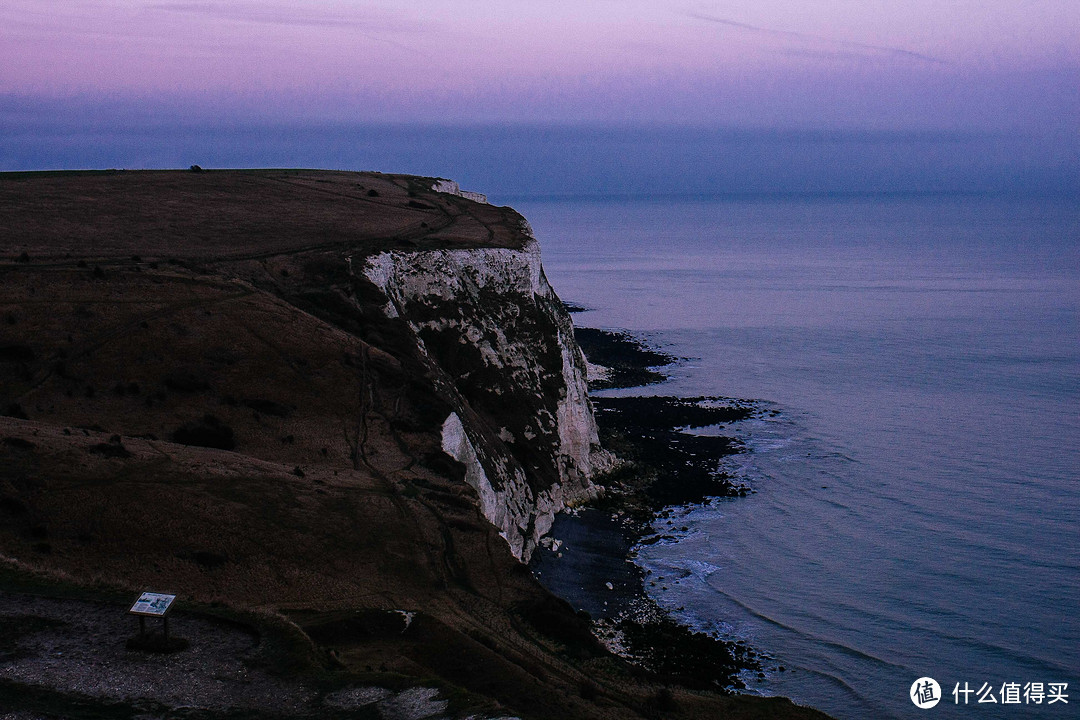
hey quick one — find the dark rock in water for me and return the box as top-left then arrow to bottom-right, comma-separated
533,392 -> 764,693
612,615 -> 747,691
530,387 -> 769,693
574,328 -> 674,389
598,395 -> 753,432
594,395 -> 754,512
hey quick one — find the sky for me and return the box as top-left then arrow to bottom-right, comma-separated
1,1 -> 1077,192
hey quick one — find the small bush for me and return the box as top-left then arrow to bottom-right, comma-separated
193,550 -> 228,569
88,441 -> 132,459
650,688 -> 676,712
518,595 -> 603,657
243,398 -> 292,417
172,415 -> 235,450
0,345 -> 34,362
0,496 -> 27,516
162,369 -> 210,393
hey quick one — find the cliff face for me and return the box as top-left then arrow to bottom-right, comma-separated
362,226 -> 612,560
0,170 -> 832,720
0,169 -> 610,566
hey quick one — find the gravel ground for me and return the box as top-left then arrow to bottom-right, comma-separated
0,592 -> 517,720
0,591 -> 312,714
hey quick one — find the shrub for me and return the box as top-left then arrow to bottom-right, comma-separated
172,415 -> 235,450
88,442 -> 132,459
162,369 -> 210,393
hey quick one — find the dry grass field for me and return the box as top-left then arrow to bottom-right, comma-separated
0,169 -> 830,720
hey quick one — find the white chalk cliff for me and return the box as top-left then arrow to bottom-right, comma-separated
430,178 -> 489,205
359,222 -> 612,561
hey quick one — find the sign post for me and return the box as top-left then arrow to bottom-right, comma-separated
128,592 -> 176,640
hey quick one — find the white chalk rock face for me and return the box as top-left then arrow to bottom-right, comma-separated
360,227 -> 612,561
430,178 -> 489,205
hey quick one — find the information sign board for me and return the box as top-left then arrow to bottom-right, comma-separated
128,592 -> 176,617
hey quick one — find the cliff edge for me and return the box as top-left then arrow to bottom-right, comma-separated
0,169 -> 829,720
1,168 -> 608,561
364,232 -> 612,560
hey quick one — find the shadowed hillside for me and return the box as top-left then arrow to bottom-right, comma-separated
0,169 -> 831,720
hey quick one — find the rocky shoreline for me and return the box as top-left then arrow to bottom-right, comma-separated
0,170 -> 832,720
532,324 -> 766,692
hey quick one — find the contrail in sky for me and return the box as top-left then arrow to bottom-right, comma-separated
150,2 -> 435,59
686,11 -> 950,65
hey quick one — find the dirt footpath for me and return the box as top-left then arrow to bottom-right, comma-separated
0,592 -> 514,720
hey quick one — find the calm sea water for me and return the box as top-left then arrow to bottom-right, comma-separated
509,194 -> 1080,720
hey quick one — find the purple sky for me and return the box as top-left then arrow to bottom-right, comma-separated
3,1 -> 1077,130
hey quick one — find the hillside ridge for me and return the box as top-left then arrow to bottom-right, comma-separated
0,169 -> 830,720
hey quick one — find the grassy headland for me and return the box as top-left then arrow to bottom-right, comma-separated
0,169 -> 831,720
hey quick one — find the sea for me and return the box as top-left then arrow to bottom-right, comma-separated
509,193 -> 1079,720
